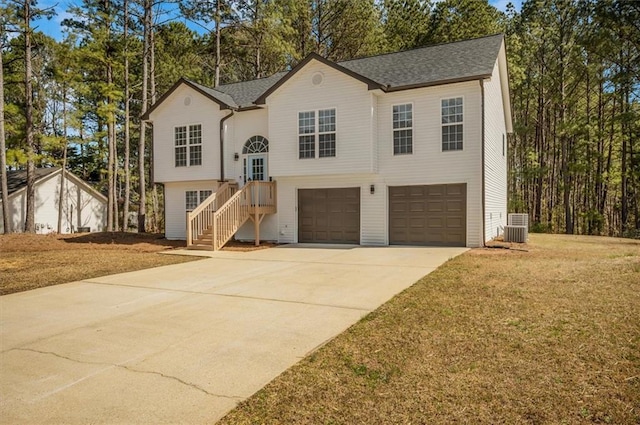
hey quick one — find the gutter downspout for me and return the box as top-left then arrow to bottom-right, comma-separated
480,79 -> 486,247
219,109 -> 234,182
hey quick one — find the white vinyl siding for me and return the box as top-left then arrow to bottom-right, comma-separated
441,97 -> 464,151
150,85 -> 224,183
393,103 -> 413,155
484,57 -> 509,242
377,81 -> 483,247
267,60 -> 373,177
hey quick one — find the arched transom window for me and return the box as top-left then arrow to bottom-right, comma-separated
243,136 -> 269,154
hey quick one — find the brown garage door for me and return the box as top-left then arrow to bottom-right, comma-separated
389,184 -> 466,246
298,188 -> 360,244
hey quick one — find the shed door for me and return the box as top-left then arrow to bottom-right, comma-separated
298,188 -> 360,244
389,184 -> 466,246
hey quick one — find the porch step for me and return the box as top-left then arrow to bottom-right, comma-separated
187,243 -> 213,251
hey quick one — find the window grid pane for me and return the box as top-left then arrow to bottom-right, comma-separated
442,124 -> 463,151
441,97 -> 463,124
299,135 -> 315,159
393,129 -> 413,155
318,109 -> 336,133
185,191 -> 198,210
189,124 -> 202,144
175,146 -> 187,167
319,133 -> 336,157
175,126 -> 187,146
298,111 -> 315,134
189,145 -> 202,166
199,190 -> 212,202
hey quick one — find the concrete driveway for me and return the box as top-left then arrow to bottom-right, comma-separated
0,244 -> 467,424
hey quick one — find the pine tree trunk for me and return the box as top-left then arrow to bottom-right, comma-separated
123,0 -> 130,232
215,0 -> 221,87
24,0 -> 35,233
57,83 -> 68,234
138,0 -> 151,233
0,30 -> 10,233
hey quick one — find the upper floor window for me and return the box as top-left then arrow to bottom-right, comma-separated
442,98 -> 463,151
298,108 -> 336,159
393,104 -> 413,155
175,124 -> 202,167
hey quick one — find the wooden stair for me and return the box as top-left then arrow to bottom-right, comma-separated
187,181 -> 277,251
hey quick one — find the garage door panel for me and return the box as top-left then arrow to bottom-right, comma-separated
298,188 -> 360,244
446,200 -> 464,212
409,201 -> 425,212
427,200 -> 444,212
389,184 -> 466,247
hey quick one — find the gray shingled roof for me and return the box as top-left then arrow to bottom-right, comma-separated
174,34 -> 503,110
187,80 -> 239,108
339,34 -> 503,89
215,72 -> 287,108
4,167 -> 60,196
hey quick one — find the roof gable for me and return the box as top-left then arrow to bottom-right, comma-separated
142,78 -> 236,120
254,53 -> 384,105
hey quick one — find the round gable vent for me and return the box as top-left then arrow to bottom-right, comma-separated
184,96 -> 192,106
311,72 -> 324,86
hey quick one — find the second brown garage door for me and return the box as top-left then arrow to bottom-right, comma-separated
298,188 -> 360,244
389,184 -> 466,246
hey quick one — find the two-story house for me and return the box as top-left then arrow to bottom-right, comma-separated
143,34 -> 512,249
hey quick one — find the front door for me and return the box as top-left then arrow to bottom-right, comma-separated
246,154 -> 268,182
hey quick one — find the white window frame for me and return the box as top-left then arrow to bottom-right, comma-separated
297,108 -> 337,159
441,97 -> 464,152
392,103 -> 413,155
185,189 -> 213,211
174,123 -> 203,167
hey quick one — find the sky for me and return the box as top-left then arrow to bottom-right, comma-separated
33,0 -> 523,42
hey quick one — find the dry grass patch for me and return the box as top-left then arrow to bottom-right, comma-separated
219,234 -> 640,425
0,232 -> 200,295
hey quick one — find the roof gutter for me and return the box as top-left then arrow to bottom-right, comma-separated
480,78 -> 486,247
219,110 -> 234,181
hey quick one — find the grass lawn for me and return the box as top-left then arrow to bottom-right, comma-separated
219,234 -> 640,424
0,232 -> 199,295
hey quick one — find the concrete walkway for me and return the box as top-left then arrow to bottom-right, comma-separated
0,245 -> 467,424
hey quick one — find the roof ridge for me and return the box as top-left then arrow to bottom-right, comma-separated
216,71 -> 288,90
339,33 -> 504,64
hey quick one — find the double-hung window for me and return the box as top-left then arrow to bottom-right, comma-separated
441,98 -> 463,151
298,108 -> 336,159
185,190 -> 213,211
393,104 -> 413,155
175,124 -> 202,167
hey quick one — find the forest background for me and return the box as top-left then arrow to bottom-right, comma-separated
1,0 -> 638,238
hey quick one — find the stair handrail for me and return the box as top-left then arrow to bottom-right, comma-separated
187,182 -> 233,246
212,182 -> 253,250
